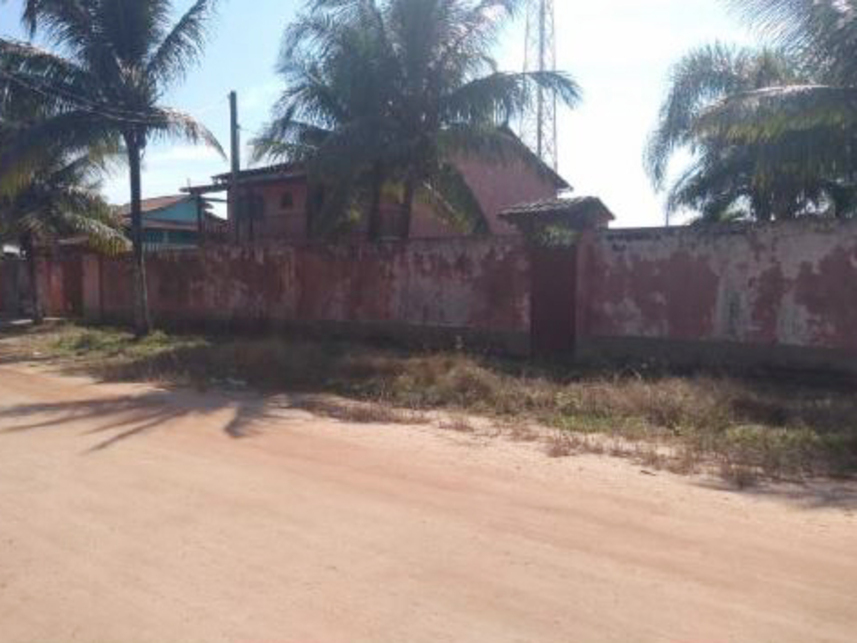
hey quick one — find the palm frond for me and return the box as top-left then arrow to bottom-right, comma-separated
146,108 -> 225,157
146,0 -> 220,88
436,123 -> 522,162
21,0 -> 95,47
442,70 -> 581,124
645,43 -> 801,188
250,113 -> 332,164
697,84 -> 857,141
0,38 -> 98,114
417,162 -> 488,234
727,0 -> 857,83
259,0 -> 578,238
0,110 -> 119,176
0,149 -> 129,253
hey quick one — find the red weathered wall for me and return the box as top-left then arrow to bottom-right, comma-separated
0,260 -> 25,316
65,220 -> 857,370
578,221 -> 857,361
35,255 -> 84,318
234,180 -> 310,242
90,238 -> 532,347
0,257 -> 61,317
452,157 -> 563,236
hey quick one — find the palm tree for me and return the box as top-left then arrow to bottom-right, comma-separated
253,0 -> 581,239
0,150 -> 128,324
0,0 -> 223,335
252,3 -> 401,239
645,43 -> 856,221
693,1 -> 857,197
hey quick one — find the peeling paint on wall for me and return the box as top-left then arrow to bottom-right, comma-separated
582,221 -> 857,354
58,218 -> 857,368
90,239 -> 532,338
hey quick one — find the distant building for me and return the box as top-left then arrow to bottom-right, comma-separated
184,153 -> 570,243
116,195 -> 227,250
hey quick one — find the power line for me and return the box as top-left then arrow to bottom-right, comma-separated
0,67 -> 219,126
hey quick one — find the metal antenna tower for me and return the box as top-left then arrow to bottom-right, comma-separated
522,0 -> 557,171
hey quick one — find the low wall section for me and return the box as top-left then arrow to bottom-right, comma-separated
46,220 -> 857,372
576,221 -> 857,371
85,238 -> 532,352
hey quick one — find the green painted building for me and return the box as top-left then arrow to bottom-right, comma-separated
117,195 -> 226,250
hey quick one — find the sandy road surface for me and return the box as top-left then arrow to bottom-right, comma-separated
0,363 -> 855,643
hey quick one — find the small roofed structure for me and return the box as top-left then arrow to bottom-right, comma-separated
116,194 -> 227,250
500,197 -> 615,236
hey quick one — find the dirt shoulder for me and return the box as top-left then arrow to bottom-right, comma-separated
1,357 -> 856,642
3,321 -> 857,485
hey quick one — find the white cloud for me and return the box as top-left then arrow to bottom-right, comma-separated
146,145 -> 226,164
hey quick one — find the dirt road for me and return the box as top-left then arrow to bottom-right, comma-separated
0,363 -> 855,643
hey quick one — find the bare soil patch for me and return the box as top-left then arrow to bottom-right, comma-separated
0,359 -> 854,642
2,320 -> 856,484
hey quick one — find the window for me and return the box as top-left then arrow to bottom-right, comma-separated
280,191 -> 294,210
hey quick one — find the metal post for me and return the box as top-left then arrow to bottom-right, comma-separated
537,0 -> 546,160
196,195 -> 206,246
523,0 -> 558,171
229,91 -> 241,243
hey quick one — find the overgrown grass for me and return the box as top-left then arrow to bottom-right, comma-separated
6,322 -> 857,483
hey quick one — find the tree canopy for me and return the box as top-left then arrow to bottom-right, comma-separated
253,0 -> 581,239
648,1 -> 857,222
0,0 -> 224,334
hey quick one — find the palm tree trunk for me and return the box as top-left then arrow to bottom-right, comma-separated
126,133 -> 151,337
367,163 -> 384,241
400,176 -> 416,240
752,193 -> 774,222
21,234 -> 43,325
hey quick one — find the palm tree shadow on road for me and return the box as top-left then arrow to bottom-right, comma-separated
0,387 -> 312,452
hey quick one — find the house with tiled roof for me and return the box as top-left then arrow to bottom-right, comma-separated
115,194 -> 227,250
184,153 -> 571,243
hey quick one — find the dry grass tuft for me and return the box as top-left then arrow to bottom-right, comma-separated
507,424 -> 540,443
546,432 -> 581,458
5,323 -> 856,483
719,461 -> 760,489
295,398 -> 425,425
439,416 -> 477,433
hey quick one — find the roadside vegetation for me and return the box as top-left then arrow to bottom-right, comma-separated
252,0 -> 580,239
649,0 -> 857,223
1,0 -> 223,336
4,322 -> 855,487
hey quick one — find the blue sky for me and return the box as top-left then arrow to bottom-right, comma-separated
1,0 -> 756,228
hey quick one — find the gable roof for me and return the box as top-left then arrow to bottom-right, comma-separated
205,133 -> 571,191
115,195 -> 225,232
500,197 -> 615,231
211,163 -> 304,185
116,195 -> 194,218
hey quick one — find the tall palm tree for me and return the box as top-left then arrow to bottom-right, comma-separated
253,3 -> 400,239
646,42 -> 857,221
0,0 -> 223,335
695,1 -> 857,189
0,150 -> 127,324
254,0 -> 581,239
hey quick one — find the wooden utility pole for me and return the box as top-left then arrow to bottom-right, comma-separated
229,90 -> 241,243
